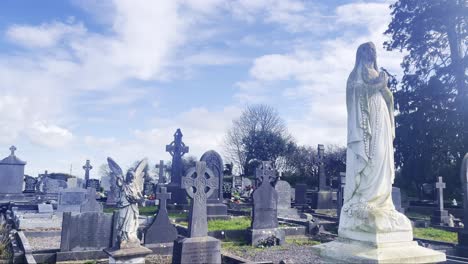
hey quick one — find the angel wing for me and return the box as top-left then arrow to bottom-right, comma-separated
132,158 -> 148,193
107,157 -> 124,178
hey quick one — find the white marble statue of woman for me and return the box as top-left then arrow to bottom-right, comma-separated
108,157 -> 147,248
339,42 -> 412,238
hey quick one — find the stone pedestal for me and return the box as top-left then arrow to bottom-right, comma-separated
431,209 -> 449,225
172,236 -> 221,264
207,203 -> 228,220
104,246 -> 152,264
456,230 -> 468,257
312,238 -> 446,263
310,190 -> 334,209
250,228 -> 285,247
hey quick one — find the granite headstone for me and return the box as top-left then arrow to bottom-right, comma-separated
275,180 -> 300,219
200,150 -> 228,219
57,188 -> 87,212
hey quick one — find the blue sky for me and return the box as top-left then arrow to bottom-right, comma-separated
0,0 -> 404,178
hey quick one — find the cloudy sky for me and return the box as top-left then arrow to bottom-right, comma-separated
0,0 -> 404,178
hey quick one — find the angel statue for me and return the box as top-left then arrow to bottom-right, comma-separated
107,157 -> 147,249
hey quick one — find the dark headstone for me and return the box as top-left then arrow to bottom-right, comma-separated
250,161 -> 285,246
143,181 -> 155,197
166,129 -> 189,205
82,160 -> 93,188
392,187 -> 404,213
431,176 -> 450,225
311,144 -> 334,209
172,162 -> 221,264
200,150 -> 228,219
58,211 -> 114,261
24,175 -> 37,193
275,180 -> 300,219
86,179 -> 100,192
457,153 -> 468,257
0,146 -> 26,194
81,188 -> 103,213
295,183 -> 307,206
145,187 -> 177,244
57,188 -> 87,212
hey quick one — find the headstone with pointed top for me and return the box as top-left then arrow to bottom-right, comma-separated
172,162 -> 221,264
166,129 -> 190,205
431,176 -> 450,225
0,146 -> 26,194
250,161 -> 285,246
200,150 -> 228,219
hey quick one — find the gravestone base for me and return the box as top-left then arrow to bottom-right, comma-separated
312,238 -> 446,263
456,230 -> 468,257
56,250 -> 108,262
145,242 -> 173,255
207,203 -> 228,220
277,208 -> 301,219
250,228 -> 285,247
430,210 -> 450,225
310,191 -> 334,209
104,246 -> 152,264
172,236 -> 221,264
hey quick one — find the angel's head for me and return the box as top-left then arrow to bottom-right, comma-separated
126,170 -> 136,183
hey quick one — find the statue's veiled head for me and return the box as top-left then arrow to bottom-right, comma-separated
355,42 -> 378,71
126,170 -> 135,183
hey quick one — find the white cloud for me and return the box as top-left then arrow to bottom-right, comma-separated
26,122 -> 74,148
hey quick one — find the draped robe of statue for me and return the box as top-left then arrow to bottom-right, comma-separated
339,42 -> 412,236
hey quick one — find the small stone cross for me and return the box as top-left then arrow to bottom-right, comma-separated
9,145 -> 16,156
435,176 -> 446,211
156,187 -> 171,210
182,161 -> 217,237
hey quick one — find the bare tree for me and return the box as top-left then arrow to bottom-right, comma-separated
224,104 -> 290,176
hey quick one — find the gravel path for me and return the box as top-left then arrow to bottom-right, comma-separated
26,233 -> 61,251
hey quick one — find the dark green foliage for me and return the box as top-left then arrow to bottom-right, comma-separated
256,235 -> 279,248
384,0 -> 467,198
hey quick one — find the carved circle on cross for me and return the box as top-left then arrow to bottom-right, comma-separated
182,162 -> 217,203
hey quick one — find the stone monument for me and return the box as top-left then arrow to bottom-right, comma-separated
275,177 -> 300,219
166,129 -> 189,205
86,178 -> 100,192
431,176 -> 450,225
144,187 -> 177,254
104,158 -> 152,263
23,175 -> 37,193
312,42 -> 445,263
80,187 -> 103,213
106,172 -> 117,206
295,183 -> 307,206
311,144 -> 335,209
0,146 -> 26,194
83,159 -> 93,189
57,187 -> 88,212
457,153 -> 468,257
155,160 -> 168,191
337,172 -> 346,219
250,161 -> 285,246
200,150 -> 228,219
172,162 -> 221,264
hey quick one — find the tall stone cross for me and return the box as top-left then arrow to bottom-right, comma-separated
9,145 -> 16,156
155,160 -> 168,184
166,129 -> 189,187
182,162 -> 217,237
156,186 -> 171,211
82,160 -> 93,185
435,176 -> 446,211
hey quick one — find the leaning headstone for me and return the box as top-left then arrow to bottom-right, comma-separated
200,150 -> 228,219
250,161 -> 285,246
392,187 -> 404,213
275,179 -> 300,219
57,211 -> 114,261
431,176 -> 450,225
80,188 -> 103,213
0,146 -> 26,194
172,162 -> 221,264
457,153 -> 468,257
295,183 -> 307,206
144,187 -> 177,254
23,175 -> 37,193
57,188 -> 87,213
166,129 -> 190,205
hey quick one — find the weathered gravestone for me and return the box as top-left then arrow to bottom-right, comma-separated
80,188 -> 103,213
172,162 -> 221,264
57,188 -> 87,213
0,146 -> 26,194
295,183 -> 307,206
43,176 -> 68,194
166,129 -> 189,205
86,179 -> 100,192
200,150 -> 228,219
23,175 -> 37,193
431,176 -> 450,225
392,187 -> 404,213
82,159 -> 93,188
250,161 -> 285,246
38,203 -> 53,214
144,187 -> 177,254
311,144 -> 334,209
275,179 -> 300,219
457,153 -> 468,257
58,211 -> 114,261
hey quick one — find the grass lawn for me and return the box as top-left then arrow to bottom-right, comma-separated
105,206 -> 189,219
413,227 -> 457,243
176,217 -> 251,231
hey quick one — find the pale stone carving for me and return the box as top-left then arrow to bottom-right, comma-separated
107,157 -> 147,249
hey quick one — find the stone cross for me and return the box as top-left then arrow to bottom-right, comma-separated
256,161 -> 275,187
9,145 -> 16,156
435,176 -> 446,211
82,160 -> 93,185
155,160 -> 168,184
166,129 -> 189,187
182,162 -> 217,237
156,186 -> 171,211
